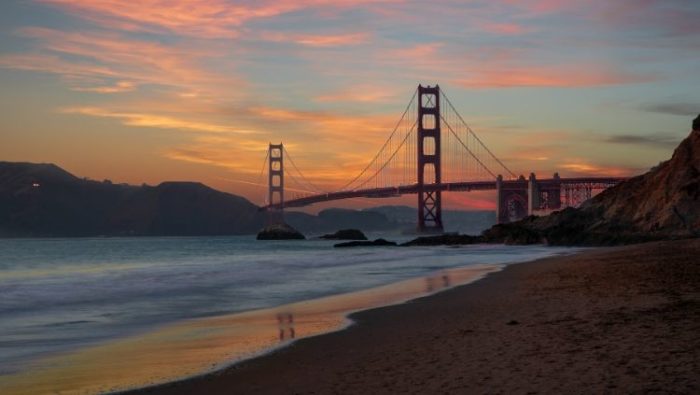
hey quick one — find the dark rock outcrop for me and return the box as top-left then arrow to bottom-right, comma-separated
320,229 -> 367,240
256,223 -> 305,240
484,119 -> 700,245
334,238 -> 397,248
401,233 -> 483,246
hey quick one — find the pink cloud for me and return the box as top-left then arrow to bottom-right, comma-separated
40,0 -> 402,38
1,27 -> 239,98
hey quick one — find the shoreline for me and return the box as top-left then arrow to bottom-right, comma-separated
2,251 -> 524,395
127,238 -> 700,394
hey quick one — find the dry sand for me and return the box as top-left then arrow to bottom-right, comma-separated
129,239 -> 700,394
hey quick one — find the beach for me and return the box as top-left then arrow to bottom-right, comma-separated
130,238 -> 700,394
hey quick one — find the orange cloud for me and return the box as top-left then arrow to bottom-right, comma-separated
60,107 -> 257,134
559,162 -> 633,177
72,80 -> 136,93
15,27 -> 225,90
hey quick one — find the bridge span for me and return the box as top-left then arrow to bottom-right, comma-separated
259,85 -> 628,230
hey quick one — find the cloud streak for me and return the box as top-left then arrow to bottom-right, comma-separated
60,107 -> 257,134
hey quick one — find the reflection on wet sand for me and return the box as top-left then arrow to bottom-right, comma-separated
277,312 -> 295,341
0,264 -> 501,395
425,271 -> 451,293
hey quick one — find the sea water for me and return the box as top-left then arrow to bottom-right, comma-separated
0,234 -> 574,393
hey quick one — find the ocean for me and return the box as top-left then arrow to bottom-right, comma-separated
0,235 -> 575,393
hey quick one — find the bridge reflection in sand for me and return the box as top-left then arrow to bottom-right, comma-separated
0,264 -> 502,395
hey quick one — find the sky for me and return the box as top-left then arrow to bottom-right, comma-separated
0,0 -> 698,211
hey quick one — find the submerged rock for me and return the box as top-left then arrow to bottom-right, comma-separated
320,229 -> 367,240
334,238 -> 397,248
257,223 -> 305,240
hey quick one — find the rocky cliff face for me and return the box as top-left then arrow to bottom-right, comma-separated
484,119 -> 700,245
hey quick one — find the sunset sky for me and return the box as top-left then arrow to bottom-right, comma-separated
1,0 -> 698,210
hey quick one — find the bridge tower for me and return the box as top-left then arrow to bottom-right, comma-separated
268,143 -> 284,223
417,84 -> 443,233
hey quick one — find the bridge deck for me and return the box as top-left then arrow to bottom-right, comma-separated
262,177 -> 626,210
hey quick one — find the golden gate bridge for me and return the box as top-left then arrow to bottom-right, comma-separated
259,85 -> 625,232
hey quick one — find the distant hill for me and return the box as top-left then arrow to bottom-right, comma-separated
0,162 -> 264,237
286,208 -> 396,234
484,124 -> 700,245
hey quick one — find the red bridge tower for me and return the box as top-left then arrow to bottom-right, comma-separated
417,85 -> 443,232
268,143 -> 284,223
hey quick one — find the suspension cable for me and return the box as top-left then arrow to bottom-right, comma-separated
440,114 -> 497,179
353,121 -> 417,190
283,146 -> 325,193
338,88 -> 418,191
440,90 -> 516,178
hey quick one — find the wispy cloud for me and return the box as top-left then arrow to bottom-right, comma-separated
456,65 -> 656,89
39,0 -> 400,38
72,80 -> 136,93
60,107 -> 257,134
559,161 -> 634,177
0,26 -> 238,98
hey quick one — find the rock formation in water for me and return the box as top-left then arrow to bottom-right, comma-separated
401,233 -> 483,246
256,223 -> 306,240
319,229 -> 368,240
334,238 -> 397,248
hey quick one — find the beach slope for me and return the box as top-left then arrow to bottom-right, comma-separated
131,238 -> 700,394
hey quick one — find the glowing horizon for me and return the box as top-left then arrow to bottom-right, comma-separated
1,0 -> 698,210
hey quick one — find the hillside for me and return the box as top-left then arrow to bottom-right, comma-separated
0,162 -> 264,237
485,118 -> 700,245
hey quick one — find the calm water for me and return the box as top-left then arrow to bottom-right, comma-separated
0,234 -> 573,376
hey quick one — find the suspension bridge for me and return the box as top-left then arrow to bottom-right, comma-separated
259,85 -> 626,232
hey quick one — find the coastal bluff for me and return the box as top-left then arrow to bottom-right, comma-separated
484,119 -> 700,246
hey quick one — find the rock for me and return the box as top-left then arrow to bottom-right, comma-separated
256,223 -> 305,240
693,113 -> 700,132
482,117 -> 700,246
319,229 -> 367,240
334,238 -> 397,248
401,233 -> 484,246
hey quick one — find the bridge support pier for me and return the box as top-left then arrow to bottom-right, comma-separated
496,175 -> 504,224
527,173 -> 538,216
268,143 -> 284,224
417,85 -> 443,233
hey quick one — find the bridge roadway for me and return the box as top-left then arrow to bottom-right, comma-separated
262,177 -> 627,210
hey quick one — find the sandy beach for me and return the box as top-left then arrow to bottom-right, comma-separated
129,238 -> 700,394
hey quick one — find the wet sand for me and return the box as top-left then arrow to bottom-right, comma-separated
130,239 -> 700,394
1,263 -> 501,395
